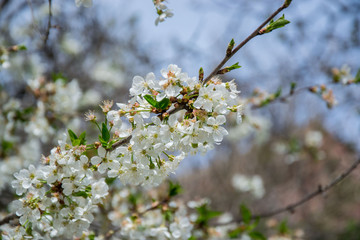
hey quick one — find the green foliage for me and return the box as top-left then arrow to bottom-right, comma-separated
278,220 -> 289,235
72,191 -> 89,198
144,94 -> 158,108
240,204 -> 252,224
338,221 -> 360,240
195,203 -> 222,227
51,72 -> 68,83
355,69 -> 360,83
101,123 -> 110,142
248,231 -> 266,240
1,140 -> 14,156
88,233 -> 95,240
168,181 -> 182,197
261,14 -> 290,34
158,98 -> 170,110
218,62 -> 242,74
105,177 -> 117,185
68,129 -> 87,146
144,94 -> 170,110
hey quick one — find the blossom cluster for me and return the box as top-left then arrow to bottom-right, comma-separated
2,64 -> 241,238
0,77 -> 82,192
5,135 -> 108,239
104,64 -> 241,187
153,0 -> 174,25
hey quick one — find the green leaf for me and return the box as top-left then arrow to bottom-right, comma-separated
278,220 -> 289,234
227,62 -> 242,71
228,228 -> 244,238
274,88 -> 282,98
168,181 -> 182,197
78,131 -> 87,145
249,231 -> 266,240
25,222 -> 32,236
88,233 -> 95,240
262,14 -> 290,34
68,129 -> 78,146
101,123 -> 110,142
18,45 -> 27,51
196,204 -> 222,227
51,72 -> 68,83
144,95 -> 159,108
240,204 -> 252,224
158,98 -> 170,110
105,177 -> 116,185
354,69 -> 360,83
72,191 -> 89,198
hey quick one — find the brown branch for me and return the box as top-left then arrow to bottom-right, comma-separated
43,0 -> 52,47
203,1 -> 291,84
229,157 -> 360,224
0,213 -> 17,226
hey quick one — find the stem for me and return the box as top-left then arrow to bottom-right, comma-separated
203,2 -> 289,84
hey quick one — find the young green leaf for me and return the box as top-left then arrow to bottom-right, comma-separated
355,69 -> 360,83
278,220 -> 289,234
226,38 -> 235,56
168,181 -> 182,197
227,62 -> 242,71
260,14 -> 290,34
240,204 -> 252,224
195,204 -> 222,227
68,129 -> 78,146
248,231 -> 266,240
101,123 -> 110,142
158,97 -> 170,110
199,67 -> 204,82
78,131 -> 87,145
144,95 -> 159,108
217,62 -> 242,74
72,191 -> 89,198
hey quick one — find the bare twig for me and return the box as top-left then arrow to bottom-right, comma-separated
228,157 -> 360,224
43,0 -> 52,47
203,1 -> 290,84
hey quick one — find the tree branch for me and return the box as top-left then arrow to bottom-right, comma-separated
230,157 -> 360,224
203,1 -> 291,84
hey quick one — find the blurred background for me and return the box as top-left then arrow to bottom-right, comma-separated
0,0 -> 360,239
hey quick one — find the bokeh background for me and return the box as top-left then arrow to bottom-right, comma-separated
1,0 -> 360,239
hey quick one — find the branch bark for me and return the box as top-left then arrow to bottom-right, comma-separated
203,1 -> 290,84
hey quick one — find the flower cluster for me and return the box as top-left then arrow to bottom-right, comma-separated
103,64 -> 241,187
7,135 -> 108,239
3,64 -> 241,238
153,0 -> 174,25
232,174 -> 265,199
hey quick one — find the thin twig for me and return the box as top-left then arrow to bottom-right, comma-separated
229,157 -> 360,224
251,86 -> 310,109
203,2 -> 289,84
43,0 -> 52,47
